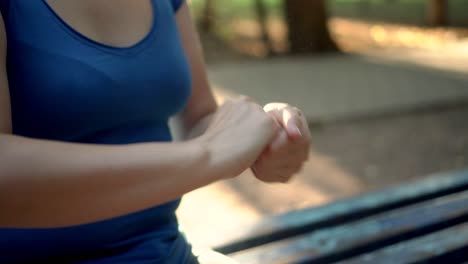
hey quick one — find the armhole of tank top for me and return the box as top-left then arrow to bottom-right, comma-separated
171,0 -> 185,13
0,0 -> 11,24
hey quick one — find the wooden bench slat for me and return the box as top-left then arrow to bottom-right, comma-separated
229,190 -> 468,264
215,169 -> 468,253
340,222 -> 468,264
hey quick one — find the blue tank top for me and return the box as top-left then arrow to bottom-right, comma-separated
0,0 -> 193,262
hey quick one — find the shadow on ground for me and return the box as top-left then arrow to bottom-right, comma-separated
177,29 -> 468,247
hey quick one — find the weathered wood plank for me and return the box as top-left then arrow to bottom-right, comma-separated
229,190 -> 468,264
215,169 -> 468,253
340,222 -> 468,264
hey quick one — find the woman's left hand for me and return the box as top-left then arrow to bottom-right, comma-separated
251,103 -> 312,183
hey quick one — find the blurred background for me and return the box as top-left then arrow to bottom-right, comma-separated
175,0 -> 468,248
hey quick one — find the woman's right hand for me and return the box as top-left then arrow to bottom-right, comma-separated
195,97 -> 280,179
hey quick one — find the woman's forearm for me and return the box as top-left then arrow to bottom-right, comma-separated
0,134 -> 216,228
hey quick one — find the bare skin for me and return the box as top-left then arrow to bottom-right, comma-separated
253,103 -> 312,183
0,1 -> 310,228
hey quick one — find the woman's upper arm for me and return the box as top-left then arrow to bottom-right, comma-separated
175,2 -> 218,130
0,14 -> 12,134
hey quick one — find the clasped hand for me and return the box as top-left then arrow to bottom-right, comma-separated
252,102 -> 311,183
198,97 -> 311,182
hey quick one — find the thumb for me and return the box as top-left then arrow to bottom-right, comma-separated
282,110 -> 302,140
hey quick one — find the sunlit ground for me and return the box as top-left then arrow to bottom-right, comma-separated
331,18 -> 468,74
178,150 -> 365,248
222,17 -> 468,72
177,17 -> 468,248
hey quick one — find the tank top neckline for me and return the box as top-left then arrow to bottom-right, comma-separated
39,0 -> 159,54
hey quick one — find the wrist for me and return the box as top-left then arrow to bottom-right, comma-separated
189,136 -> 238,181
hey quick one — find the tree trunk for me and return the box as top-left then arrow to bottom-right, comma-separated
284,0 -> 337,54
200,0 -> 216,33
254,0 -> 275,55
428,0 -> 448,26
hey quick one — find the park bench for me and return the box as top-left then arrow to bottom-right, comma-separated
212,169 -> 468,264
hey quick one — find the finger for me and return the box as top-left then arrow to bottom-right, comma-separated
291,164 -> 304,175
289,109 -> 312,145
269,129 -> 289,153
262,139 -> 308,165
298,113 -> 312,142
281,109 -> 303,140
263,102 -> 288,113
284,159 -> 308,175
265,110 -> 283,132
277,173 -> 294,183
264,104 -> 305,137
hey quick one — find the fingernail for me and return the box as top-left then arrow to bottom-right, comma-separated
295,126 -> 302,137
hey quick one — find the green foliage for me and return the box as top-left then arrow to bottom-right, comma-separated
190,0 -> 468,27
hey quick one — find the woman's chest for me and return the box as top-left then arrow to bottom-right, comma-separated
43,0 -> 154,48
6,0 -> 192,141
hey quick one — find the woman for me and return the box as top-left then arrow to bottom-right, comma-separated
0,0 -> 311,263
